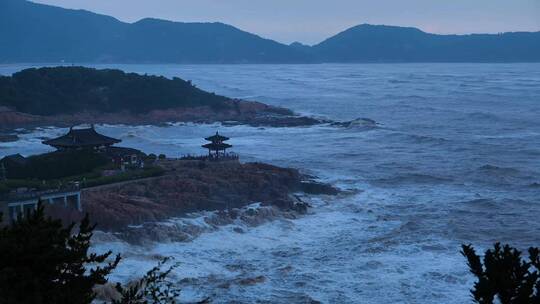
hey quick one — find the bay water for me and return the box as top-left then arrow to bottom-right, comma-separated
1,63 -> 539,303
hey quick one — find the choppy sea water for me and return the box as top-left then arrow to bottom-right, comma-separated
1,63 -> 540,303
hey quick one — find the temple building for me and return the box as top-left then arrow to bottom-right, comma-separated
41,125 -> 147,170
202,131 -> 233,159
42,125 -> 121,151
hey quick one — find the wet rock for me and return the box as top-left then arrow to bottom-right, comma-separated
279,265 -> 293,273
237,275 -> 266,286
331,117 -> 378,128
228,208 -> 239,219
0,100 -> 324,129
292,202 -> 309,214
271,199 -> 294,210
245,208 -> 257,217
118,223 -> 196,245
233,227 -> 245,233
240,206 -> 280,227
82,160 -> 336,233
204,211 -> 234,226
300,181 -> 340,195
179,277 -> 198,284
0,134 -> 19,142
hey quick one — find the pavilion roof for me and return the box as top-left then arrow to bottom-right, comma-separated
205,131 -> 229,142
202,142 -> 232,150
42,126 -> 121,148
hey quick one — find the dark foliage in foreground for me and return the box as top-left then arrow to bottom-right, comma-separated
462,243 -> 540,304
0,203 -> 121,304
113,257 -> 183,304
0,203 -> 194,304
0,66 -> 231,115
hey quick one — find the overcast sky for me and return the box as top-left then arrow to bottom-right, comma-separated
33,0 -> 540,45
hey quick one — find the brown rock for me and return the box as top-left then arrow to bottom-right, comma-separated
80,160 -> 335,232
237,275 -> 266,286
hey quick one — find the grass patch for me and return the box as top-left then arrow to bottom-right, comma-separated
81,166 -> 165,188
0,166 -> 165,195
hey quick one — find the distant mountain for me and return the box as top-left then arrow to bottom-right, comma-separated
313,24 -> 540,62
1,0 -> 539,63
0,0 -> 309,63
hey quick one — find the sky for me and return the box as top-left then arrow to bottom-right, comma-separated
33,0 -> 540,45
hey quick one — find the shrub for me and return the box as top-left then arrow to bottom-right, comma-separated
113,257 -> 182,304
0,202 -> 187,304
462,243 -> 540,304
4,150 -> 109,180
0,203 -> 121,304
158,154 -> 166,160
82,166 -> 164,188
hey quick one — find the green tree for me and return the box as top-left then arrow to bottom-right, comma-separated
462,243 -> 540,304
113,257 -> 183,304
0,203 -> 121,304
147,154 -> 157,162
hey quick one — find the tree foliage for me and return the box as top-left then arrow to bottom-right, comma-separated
0,203 -> 121,304
113,257 -> 182,304
462,243 -> 540,304
0,67 -> 231,116
2,150 -> 109,180
0,203 -> 194,304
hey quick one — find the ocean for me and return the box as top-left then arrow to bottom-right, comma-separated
1,63 -> 540,303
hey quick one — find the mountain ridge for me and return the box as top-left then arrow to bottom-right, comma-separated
1,0 -> 539,63
312,24 -> 540,62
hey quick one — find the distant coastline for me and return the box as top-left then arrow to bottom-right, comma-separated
2,0 -> 539,64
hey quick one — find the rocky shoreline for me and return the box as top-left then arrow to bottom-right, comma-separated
78,160 -> 338,242
0,100 -> 324,131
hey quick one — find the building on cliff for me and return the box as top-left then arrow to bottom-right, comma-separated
0,125 -> 152,224
41,125 -> 146,170
42,125 -> 121,151
202,131 -> 236,160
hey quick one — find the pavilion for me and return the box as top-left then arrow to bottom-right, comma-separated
42,125 -> 121,151
202,131 -> 233,159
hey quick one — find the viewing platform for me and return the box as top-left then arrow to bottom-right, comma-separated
179,131 -> 238,162
0,185 -> 82,224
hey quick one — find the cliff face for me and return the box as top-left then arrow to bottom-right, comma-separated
82,161 -> 335,231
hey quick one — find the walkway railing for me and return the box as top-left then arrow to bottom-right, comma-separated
0,184 -> 80,202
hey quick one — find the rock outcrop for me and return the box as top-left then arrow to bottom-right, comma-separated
0,100 -> 322,129
82,160 -> 337,232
